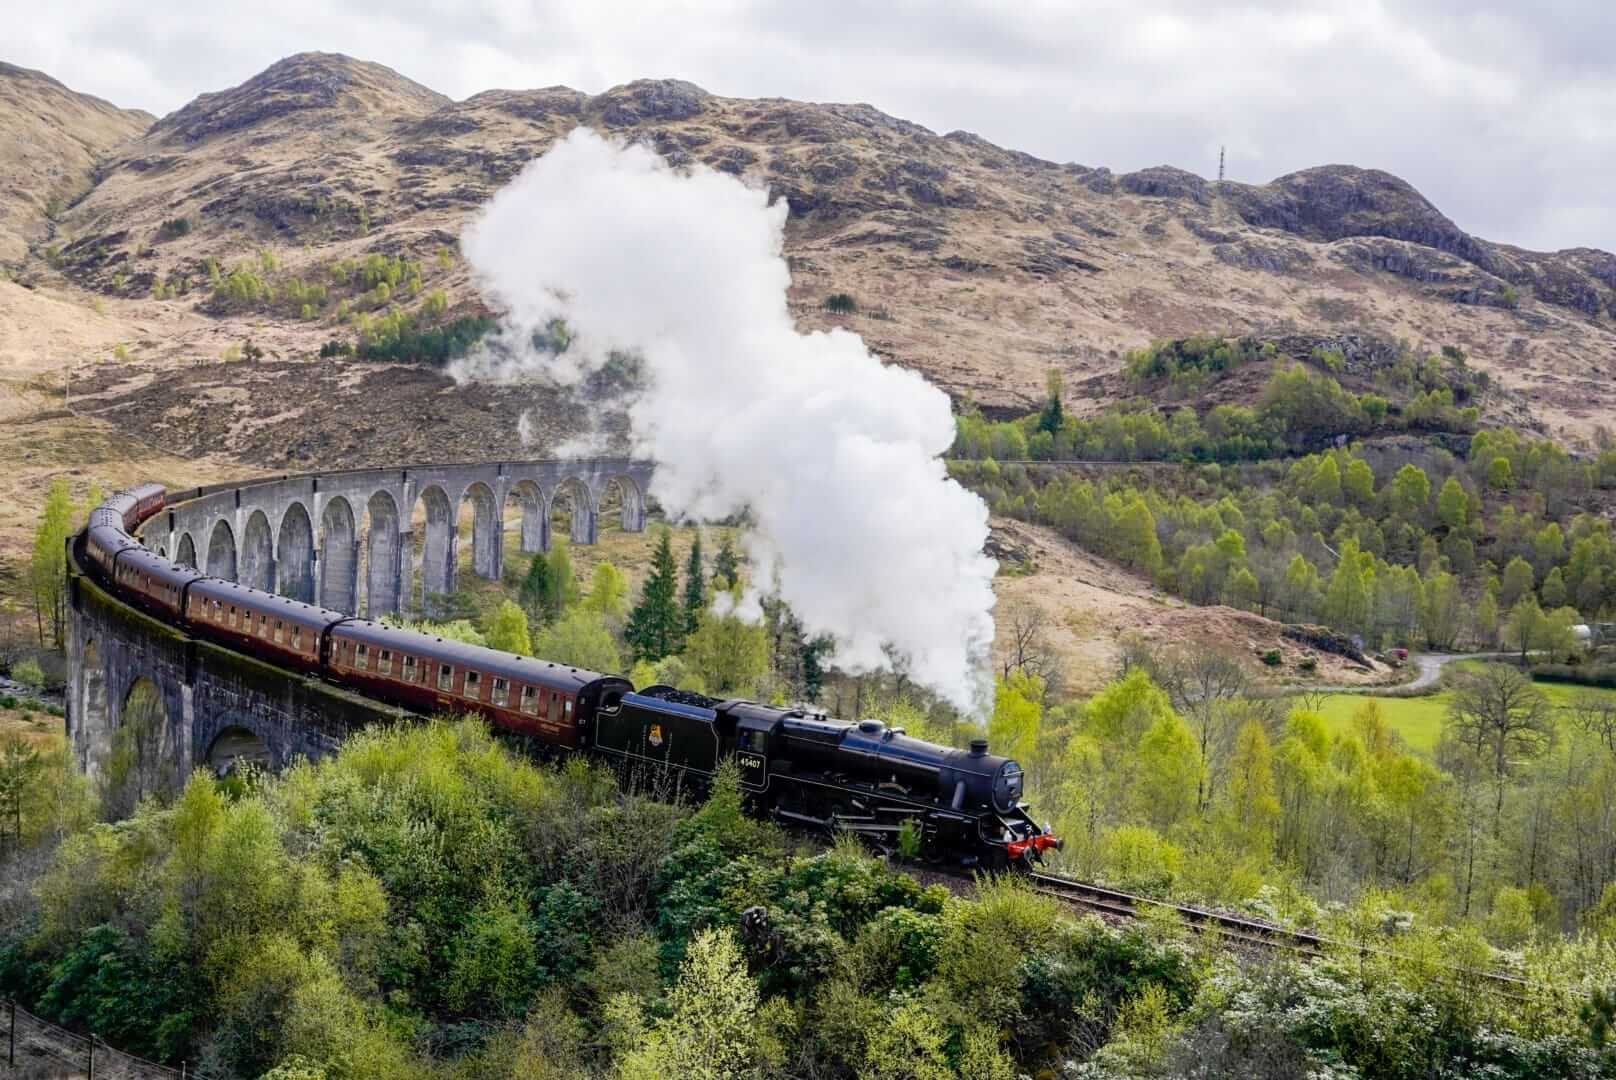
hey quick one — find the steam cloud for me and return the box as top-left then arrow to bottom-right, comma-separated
456,128 -> 997,714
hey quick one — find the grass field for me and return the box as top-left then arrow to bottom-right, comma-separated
1315,668 -> 1616,756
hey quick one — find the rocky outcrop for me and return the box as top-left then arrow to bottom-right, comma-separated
1119,165 -> 1210,204
1334,238 -> 1462,284
591,79 -> 708,126
1213,240 -> 1311,273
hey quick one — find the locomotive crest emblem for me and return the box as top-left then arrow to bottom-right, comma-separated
648,723 -> 664,748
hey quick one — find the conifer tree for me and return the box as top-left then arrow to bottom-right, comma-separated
683,533 -> 705,635
627,528 -> 683,662
1037,369 -> 1064,435
520,551 -> 553,622
712,535 -> 740,589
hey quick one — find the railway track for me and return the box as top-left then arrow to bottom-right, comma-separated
1024,870 -> 1535,995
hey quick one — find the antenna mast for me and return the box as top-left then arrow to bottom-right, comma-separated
1218,145 -> 1226,186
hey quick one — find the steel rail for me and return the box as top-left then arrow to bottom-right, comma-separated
1023,870 -> 1535,996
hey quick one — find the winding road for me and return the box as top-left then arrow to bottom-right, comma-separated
1404,651 -> 1513,691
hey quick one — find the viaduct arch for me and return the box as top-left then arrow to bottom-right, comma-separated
67,458 -> 655,778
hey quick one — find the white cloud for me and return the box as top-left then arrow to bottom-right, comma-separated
5,0 -> 1612,251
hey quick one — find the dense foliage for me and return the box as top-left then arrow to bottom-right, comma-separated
5,721 -> 1613,1079
955,425 -> 1616,647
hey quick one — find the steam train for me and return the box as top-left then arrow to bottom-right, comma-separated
81,485 -> 1060,867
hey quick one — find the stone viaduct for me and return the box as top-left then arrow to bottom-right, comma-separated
67,459 -> 654,779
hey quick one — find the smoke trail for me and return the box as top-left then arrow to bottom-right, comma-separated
455,128 -> 996,714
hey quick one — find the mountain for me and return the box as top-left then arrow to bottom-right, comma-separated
7,51 -> 1616,456
0,61 -> 151,263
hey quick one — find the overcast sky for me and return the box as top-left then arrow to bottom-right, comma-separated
10,0 -> 1614,254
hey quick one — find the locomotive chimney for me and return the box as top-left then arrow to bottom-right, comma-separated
969,738 -> 988,757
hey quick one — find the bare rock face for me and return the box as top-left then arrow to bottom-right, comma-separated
592,79 -> 708,127
1228,165 -> 1491,268
1119,165 -> 1211,205
1213,240 -> 1310,274
153,52 -> 449,143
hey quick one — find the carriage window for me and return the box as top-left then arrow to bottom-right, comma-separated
565,699 -> 573,719
548,693 -> 563,725
464,671 -> 482,699
356,644 -> 369,671
212,600 -> 222,620
438,664 -> 454,691
230,605 -> 238,627
259,614 -> 269,636
491,677 -> 508,706
378,649 -> 393,674
521,686 -> 538,715
292,627 -> 303,650
273,619 -> 284,644
403,655 -> 417,680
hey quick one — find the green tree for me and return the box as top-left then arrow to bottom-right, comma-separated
1419,571 -> 1463,648
30,477 -> 74,646
1323,539 -> 1371,634
683,533 -> 706,636
682,602 -> 768,698
1222,718 -> 1279,857
1473,588 -> 1500,649
990,672 -> 1043,768
1309,454 -> 1342,505
0,736 -> 43,850
1487,455 -> 1514,491
1437,475 -> 1469,528
1136,709 -> 1200,830
1343,457 -> 1376,506
1119,498 -> 1162,576
521,541 -> 579,623
1541,566 -> 1568,609
484,600 -> 532,656
619,928 -> 757,1080
1532,522 -> 1565,575
584,560 -> 628,620
1226,566 -> 1260,611
534,608 -> 623,673
1503,594 -> 1551,662
1281,552 -> 1321,617
626,529 -> 683,662
1501,555 -> 1536,608
1389,463 -> 1431,519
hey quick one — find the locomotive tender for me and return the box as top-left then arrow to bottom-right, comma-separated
80,484 -> 1060,867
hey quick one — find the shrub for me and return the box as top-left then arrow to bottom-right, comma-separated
0,695 -> 16,710
823,292 -> 858,314
1261,649 -> 1283,667
156,217 -> 192,241
12,657 -> 45,691
1299,655 -> 1318,673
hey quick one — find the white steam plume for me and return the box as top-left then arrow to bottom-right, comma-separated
456,128 -> 997,714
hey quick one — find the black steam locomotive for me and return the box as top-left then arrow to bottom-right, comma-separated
79,485 -> 1060,868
